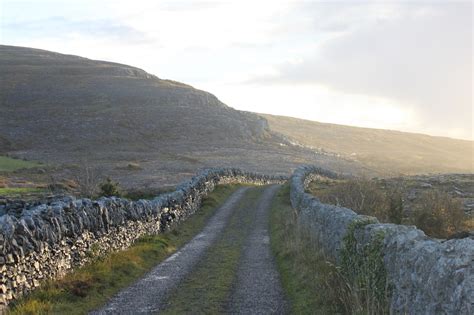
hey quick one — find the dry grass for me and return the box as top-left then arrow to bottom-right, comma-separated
271,184 -> 391,314
412,190 -> 466,238
308,178 -> 471,239
270,184 -> 361,314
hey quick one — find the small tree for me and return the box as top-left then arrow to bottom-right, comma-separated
72,162 -> 104,198
99,177 -> 121,197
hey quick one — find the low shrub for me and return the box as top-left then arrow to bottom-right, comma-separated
411,190 -> 464,239
316,179 -> 387,219
309,178 -> 469,239
99,177 -> 121,197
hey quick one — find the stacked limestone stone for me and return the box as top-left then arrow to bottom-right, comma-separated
290,165 -> 474,314
0,168 -> 286,310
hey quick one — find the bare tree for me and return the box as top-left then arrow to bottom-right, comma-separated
72,161 -> 104,198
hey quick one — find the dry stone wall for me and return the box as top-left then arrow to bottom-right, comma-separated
291,165 -> 474,315
0,168 -> 286,310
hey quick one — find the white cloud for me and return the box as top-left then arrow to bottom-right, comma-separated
240,1 -> 473,139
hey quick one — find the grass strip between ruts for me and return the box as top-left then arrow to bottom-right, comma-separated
160,187 -> 265,315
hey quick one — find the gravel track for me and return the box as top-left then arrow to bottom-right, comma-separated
92,185 -> 288,314
91,187 -> 250,314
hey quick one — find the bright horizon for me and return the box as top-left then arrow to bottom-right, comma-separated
1,0 -> 472,140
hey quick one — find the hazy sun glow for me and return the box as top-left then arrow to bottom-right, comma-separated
1,0 -> 472,139
199,82 -> 417,132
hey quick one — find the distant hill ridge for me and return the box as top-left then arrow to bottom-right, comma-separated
263,114 -> 473,175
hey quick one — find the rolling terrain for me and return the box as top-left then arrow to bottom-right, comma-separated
0,45 -> 472,190
263,114 -> 473,175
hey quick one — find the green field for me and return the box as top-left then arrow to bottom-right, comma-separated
0,156 -> 42,172
0,187 -> 46,197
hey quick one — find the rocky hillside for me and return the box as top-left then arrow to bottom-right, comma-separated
0,45 -> 362,187
0,45 -> 270,153
263,114 -> 473,175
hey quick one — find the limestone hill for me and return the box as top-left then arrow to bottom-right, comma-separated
0,45 -> 269,152
0,45 -> 360,187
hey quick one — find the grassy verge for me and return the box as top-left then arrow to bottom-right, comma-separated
0,156 -> 42,172
269,184 -> 347,314
7,184 -> 243,315
0,187 -> 46,197
161,187 -> 264,314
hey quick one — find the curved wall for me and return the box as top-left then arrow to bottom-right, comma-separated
290,165 -> 473,314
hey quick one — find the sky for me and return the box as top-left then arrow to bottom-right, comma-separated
1,0 -> 472,140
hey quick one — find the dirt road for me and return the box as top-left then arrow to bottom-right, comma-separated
92,185 -> 288,314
